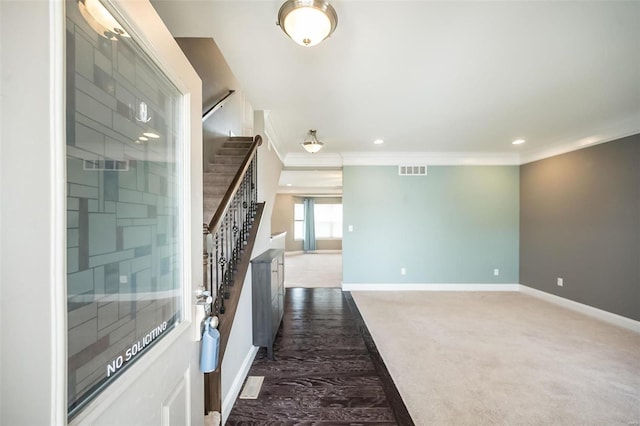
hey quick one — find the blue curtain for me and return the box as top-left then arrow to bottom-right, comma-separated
303,198 -> 316,252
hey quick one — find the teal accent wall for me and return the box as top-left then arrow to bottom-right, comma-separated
343,166 -> 519,284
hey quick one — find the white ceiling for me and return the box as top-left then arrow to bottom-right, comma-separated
153,0 -> 639,173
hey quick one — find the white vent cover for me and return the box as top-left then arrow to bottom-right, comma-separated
239,376 -> 264,399
398,165 -> 427,176
83,159 -> 129,171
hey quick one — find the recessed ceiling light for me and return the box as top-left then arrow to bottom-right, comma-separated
138,136 -> 149,141
512,139 -> 525,145
373,139 -> 384,145
286,183 -> 292,187
143,132 -> 160,139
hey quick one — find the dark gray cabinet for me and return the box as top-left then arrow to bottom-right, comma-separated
251,249 -> 285,359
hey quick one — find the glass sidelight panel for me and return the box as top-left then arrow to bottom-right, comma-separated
65,0 -> 185,416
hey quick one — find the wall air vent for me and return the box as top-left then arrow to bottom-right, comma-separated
398,165 -> 427,176
83,159 -> 129,171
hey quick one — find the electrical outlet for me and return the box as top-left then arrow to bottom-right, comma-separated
493,268 -> 499,276
348,225 -> 353,232
119,275 -> 128,284
557,277 -> 563,287
400,267 -> 406,276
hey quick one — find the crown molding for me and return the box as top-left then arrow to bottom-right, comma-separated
519,114 -> 640,164
277,186 -> 342,195
284,151 -> 521,167
341,151 -> 520,166
519,130 -> 640,164
284,153 -> 344,168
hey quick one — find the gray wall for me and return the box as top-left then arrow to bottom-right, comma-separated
520,134 -> 640,321
175,38 -> 250,165
272,194 -> 343,252
343,166 -> 519,284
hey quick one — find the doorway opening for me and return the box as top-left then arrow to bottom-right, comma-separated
272,194 -> 343,289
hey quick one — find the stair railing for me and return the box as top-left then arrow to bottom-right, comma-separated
203,135 -> 262,319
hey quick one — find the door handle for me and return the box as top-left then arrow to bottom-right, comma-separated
196,291 -> 213,305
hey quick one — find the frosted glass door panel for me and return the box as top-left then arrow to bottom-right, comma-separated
65,0 -> 185,416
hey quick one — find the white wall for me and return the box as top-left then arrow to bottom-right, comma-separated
254,111 -> 285,256
1,1 -> 66,423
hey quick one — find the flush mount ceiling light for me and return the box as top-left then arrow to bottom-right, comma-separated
277,0 -> 338,47
301,129 -> 324,153
78,0 -> 130,40
512,139 -> 526,145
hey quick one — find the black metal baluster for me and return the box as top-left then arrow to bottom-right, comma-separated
225,211 -> 231,299
219,221 -> 226,314
252,157 -> 258,217
234,191 -> 240,264
214,230 -> 220,315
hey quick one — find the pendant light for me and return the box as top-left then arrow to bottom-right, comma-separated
301,129 -> 324,153
277,0 -> 338,47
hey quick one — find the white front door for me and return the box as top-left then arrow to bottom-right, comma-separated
66,1 -> 205,424
0,0 -> 203,424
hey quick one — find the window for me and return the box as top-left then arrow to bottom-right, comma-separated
314,204 -> 343,238
294,203 -> 342,240
66,0 -> 185,416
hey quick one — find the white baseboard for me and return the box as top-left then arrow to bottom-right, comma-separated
221,345 -> 259,425
342,282 -> 639,333
519,285 -> 640,334
286,249 -> 342,255
342,283 -> 520,291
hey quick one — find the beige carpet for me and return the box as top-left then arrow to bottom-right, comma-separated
284,252 -> 342,288
352,291 -> 640,426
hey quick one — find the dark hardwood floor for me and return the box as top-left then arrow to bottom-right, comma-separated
226,288 -> 414,425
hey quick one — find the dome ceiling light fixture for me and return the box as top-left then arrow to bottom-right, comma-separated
301,129 -> 324,153
277,0 -> 338,47
78,0 -> 130,40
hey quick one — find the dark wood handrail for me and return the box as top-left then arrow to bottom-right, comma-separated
207,135 -> 263,233
202,90 -> 235,122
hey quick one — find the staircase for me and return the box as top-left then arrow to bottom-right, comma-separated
203,137 -> 254,220
202,134 -> 263,415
